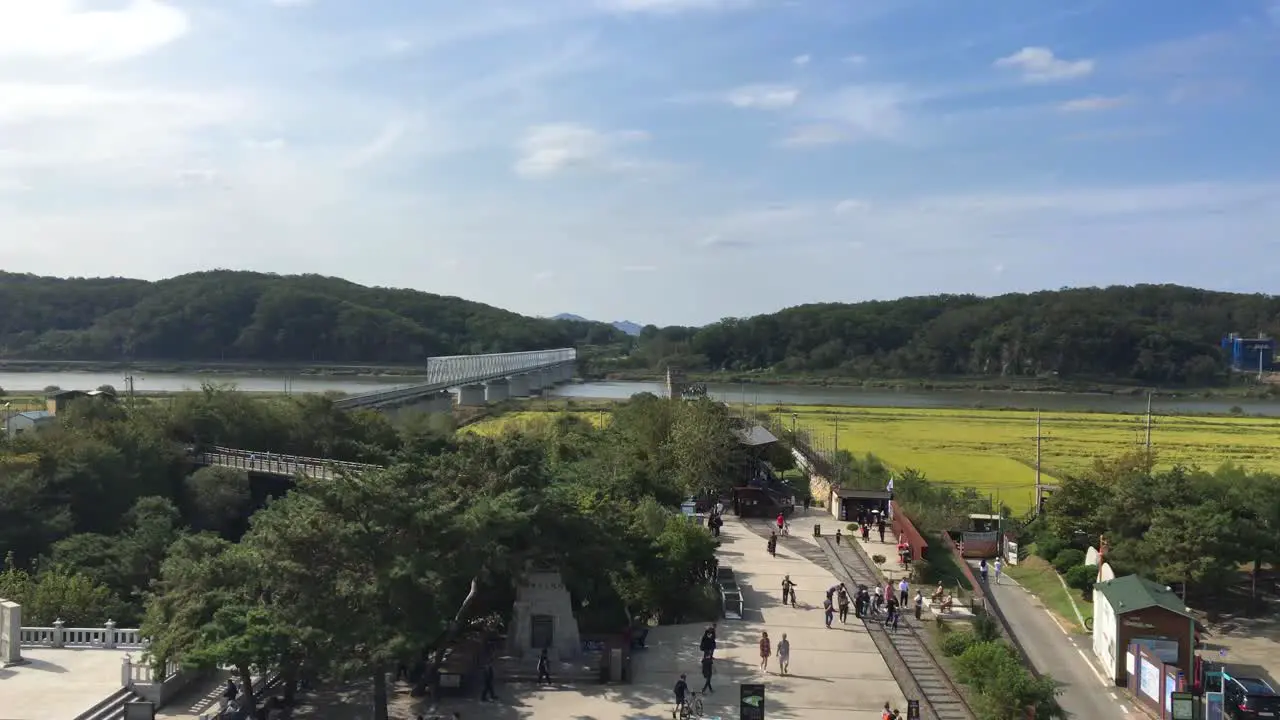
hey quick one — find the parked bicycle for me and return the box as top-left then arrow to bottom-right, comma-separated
674,691 -> 704,719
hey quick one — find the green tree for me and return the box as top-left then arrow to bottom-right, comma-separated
0,553 -> 125,625
184,466 -> 252,535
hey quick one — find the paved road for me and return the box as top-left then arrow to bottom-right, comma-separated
974,563 -> 1133,720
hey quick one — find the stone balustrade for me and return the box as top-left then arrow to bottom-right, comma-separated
19,619 -> 145,650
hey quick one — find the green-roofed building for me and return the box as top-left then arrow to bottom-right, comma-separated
1092,574 -> 1197,686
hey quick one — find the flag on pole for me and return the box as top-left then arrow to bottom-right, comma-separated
886,476 -> 894,493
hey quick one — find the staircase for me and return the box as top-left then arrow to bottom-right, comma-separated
72,687 -> 145,720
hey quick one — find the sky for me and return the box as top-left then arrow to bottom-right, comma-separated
1,1 -> 1279,327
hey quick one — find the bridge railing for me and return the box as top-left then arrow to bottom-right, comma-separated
334,347 -> 576,409
200,446 -> 379,478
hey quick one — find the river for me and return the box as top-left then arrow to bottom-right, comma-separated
2,370 -> 1279,416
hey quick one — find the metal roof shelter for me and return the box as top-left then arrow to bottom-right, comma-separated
734,425 -> 778,447
1094,575 -> 1194,619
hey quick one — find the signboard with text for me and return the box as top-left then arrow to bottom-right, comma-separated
906,699 -> 920,719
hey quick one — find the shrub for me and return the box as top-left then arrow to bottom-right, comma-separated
1064,564 -> 1097,594
1052,549 -> 1086,574
971,610 -> 1002,642
941,629 -> 977,657
1035,535 -> 1066,561
872,554 -> 886,566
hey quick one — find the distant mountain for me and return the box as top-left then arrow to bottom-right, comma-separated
554,314 -> 643,336
612,320 -> 643,336
0,271 -> 623,363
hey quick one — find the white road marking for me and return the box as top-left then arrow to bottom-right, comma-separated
1120,704 -> 1130,714
1075,647 -> 1111,687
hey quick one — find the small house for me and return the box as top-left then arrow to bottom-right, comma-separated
4,410 -> 56,437
45,390 -> 88,415
1092,574 -> 1197,686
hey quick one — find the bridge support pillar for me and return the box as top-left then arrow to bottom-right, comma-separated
457,384 -> 486,407
526,372 -> 544,392
560,362 -> 575,381
508,374 -> 530,397
485,379 -> 510,403
428,391 -> 454,414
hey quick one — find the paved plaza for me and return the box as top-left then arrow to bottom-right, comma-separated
0,647 -> 131,720
370,511 -> 908,719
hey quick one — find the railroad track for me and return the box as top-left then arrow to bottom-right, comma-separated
817,536 -> 975,720
742,521 -> 974,720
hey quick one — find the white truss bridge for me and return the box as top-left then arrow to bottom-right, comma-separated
333,347 -> 577,410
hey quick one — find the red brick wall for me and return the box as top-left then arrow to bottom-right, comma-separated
891,500 -> 929,561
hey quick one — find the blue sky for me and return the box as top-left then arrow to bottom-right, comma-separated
1,0 -> 1278,326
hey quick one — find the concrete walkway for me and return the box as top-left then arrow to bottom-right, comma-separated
0,648 -> 132,720
971,562 -> 1132,719
379,513 -> 907,719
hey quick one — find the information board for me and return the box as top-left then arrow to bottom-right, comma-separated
906,699 -> 920,719
740,683 -> 765,720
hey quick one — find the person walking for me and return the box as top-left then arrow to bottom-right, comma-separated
700,653 -> 714,693
536,649 -> 552,684
782,575 -> 797,606
898,577 -> 909,606
823,597 -> 835,628
994,556 -> 1003,584
480,661 -> 498,701
979,558 -> 989,584
758,632 -> 771,672
835,528 -> 842,545
776,633 -> 791,676
673,674 -> 689,714
877,518 -> 886,543
700,625 -> 717,658
837,585 -> 850,623
914,589 -> 924,620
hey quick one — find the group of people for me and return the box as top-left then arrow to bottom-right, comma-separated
673,625 -> 724,715
815,579 -> 922,631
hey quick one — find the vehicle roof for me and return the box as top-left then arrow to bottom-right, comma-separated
1232,677 -> 1276,694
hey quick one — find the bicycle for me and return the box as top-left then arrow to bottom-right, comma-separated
674,692 -> 704,719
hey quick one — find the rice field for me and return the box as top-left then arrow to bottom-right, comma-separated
461,410 -> 612,436
770,405 -> 1280,512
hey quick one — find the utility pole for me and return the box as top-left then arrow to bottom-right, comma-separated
1034,410 -> 1043,514
1145,391 -> 1153,464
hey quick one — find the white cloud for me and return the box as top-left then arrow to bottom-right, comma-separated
0,0 -> 189,63
513,123 -> 651,178
623,264 -> 658,272
845,54 -> 867,65
793,54 -> 811,66
995,47 -> 1094,83
834,199 -> 869,214
269,0 -> 313,6
726,85 -> 800,109
1058,95 -> 1129,112
783,85 -> 908,147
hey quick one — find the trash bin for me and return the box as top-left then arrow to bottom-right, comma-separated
813,524 -> 822,537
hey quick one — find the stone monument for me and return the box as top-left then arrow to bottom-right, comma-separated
1,599 -> 24,666
507,568 -> 580,662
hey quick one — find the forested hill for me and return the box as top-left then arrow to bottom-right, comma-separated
631,285 -> 1280,385
0,271 -> 622,363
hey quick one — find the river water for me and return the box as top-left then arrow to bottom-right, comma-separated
2,370 -> 1278,415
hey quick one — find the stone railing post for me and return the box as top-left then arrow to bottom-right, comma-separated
122,654 -> 133,687
52,619 -> 65,648
104,619 -> 116,649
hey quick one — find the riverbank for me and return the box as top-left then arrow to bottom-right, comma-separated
0,358 -> 428,379
598,369 -> 1280,399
